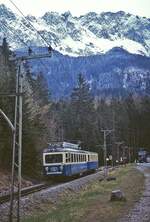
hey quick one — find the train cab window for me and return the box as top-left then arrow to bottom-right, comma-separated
45,154 -> 62,163
88,155 -> 90,161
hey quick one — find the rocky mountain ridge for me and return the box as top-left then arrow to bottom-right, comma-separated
0,4 -> 150,57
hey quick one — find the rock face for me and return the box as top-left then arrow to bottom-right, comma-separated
22,47 -> 150,99
110,189 -> 126,201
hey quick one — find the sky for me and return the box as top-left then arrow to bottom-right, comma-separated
0,0 -> 150,18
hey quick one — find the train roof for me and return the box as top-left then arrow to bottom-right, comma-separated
48,141 -> 80,149
43,148 -> 97,154
43,141 -> 98,154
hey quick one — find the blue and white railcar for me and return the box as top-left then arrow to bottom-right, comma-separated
43,142 -> 98,177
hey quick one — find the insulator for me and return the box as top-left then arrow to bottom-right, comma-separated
28,47 -> 32,55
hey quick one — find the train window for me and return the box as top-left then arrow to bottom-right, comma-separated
71,154 -> 74,162
66,153 -> 71,163
45,154 -> 62,163
75,154 -> 77,162
68,153 -> 71,162
66,153 -> 68,162
74,154 -> 76,162
73,154 -> 75,162
76,154 -> 78,162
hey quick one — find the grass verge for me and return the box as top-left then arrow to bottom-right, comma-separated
23,165 -> 145,222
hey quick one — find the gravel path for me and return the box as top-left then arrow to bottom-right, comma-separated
119,163 -> 150,222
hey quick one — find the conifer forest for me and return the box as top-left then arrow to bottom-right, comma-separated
0,39 -> 150,177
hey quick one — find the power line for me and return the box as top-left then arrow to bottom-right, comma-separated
1,21 -> 51,85
3,0 -> 55,89
0,22 -> 29,48
8,0 -> 50,47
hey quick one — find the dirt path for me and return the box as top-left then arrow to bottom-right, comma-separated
119,163 -> 150,222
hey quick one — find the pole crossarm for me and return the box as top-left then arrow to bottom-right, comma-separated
0,93 -> 24,97
101,129 -> 114,137
0,108 -> 15,132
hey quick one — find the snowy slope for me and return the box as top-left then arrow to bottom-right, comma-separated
0,4 -> 150,57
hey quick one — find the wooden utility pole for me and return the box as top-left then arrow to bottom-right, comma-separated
115,141 -> 124,164
8,52 -> 52,222
101,129 -> 113,177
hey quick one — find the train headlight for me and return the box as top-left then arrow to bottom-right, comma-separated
60,165 -> 63,171
45,167 -> 49,172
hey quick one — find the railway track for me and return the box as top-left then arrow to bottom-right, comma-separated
0,183 -> 49,204
0,166 -> 115,205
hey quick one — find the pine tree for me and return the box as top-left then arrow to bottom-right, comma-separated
68,73 -> 98,149
0,38 -> 16,168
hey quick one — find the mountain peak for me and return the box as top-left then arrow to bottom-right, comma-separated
62,11 -> 72,19
106,47 -> 129,55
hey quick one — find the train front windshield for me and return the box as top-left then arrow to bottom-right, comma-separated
45,154 -> 63,164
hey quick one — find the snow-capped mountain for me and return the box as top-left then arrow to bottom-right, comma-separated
1,4 -> 150,99
0,4 -> 150,57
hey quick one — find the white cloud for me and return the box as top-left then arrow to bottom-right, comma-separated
0,0 -> 150,17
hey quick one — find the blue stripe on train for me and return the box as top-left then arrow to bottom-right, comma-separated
87,161 -> 99,170
63,161 -> 98,176
63,163 -> 87,176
